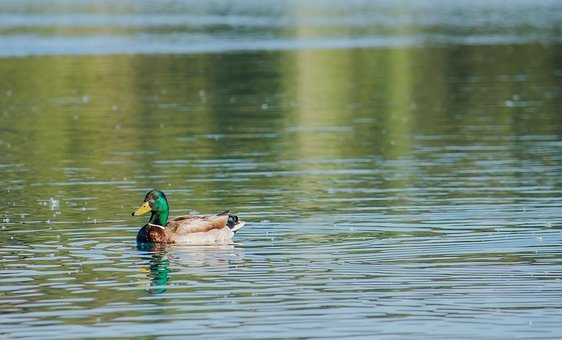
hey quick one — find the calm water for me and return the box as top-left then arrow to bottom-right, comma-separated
1,1 -> 562,339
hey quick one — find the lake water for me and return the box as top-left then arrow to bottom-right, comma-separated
1,1 -> 562,339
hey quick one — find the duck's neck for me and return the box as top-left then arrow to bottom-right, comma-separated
149,210 -> 168,226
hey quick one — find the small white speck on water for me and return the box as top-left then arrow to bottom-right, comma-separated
261,103 -> 269,110
49,197 -> 60,211
199,90 -> 207,103
112,105 -> 118,111
82,95 -> 90,103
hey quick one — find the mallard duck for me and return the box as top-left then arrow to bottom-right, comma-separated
132,190 -> 245,245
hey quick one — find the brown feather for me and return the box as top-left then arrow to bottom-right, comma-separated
137,225 -> 168,243
167,214 -> 228,235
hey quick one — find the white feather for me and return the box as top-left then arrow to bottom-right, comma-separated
230,221 -> 246,233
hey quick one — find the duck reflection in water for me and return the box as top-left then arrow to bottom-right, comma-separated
138,242 -> 245,295
138,243 -> 170,294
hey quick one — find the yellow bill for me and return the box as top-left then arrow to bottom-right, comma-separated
132,201 -> 151,216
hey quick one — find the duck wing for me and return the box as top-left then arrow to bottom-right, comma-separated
166,213 -> 229,234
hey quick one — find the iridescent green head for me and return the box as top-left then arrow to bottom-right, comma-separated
132,190 -> 170,226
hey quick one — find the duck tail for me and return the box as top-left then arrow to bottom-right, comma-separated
230,220 -> 246,233
219,211 -> 245,233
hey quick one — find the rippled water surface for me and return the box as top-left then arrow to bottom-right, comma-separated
1,0 -> 562,56
1,1 -> 562,339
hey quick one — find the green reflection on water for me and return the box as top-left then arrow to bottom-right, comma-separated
148,251 -> 170,295
0,45 -> 560,218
